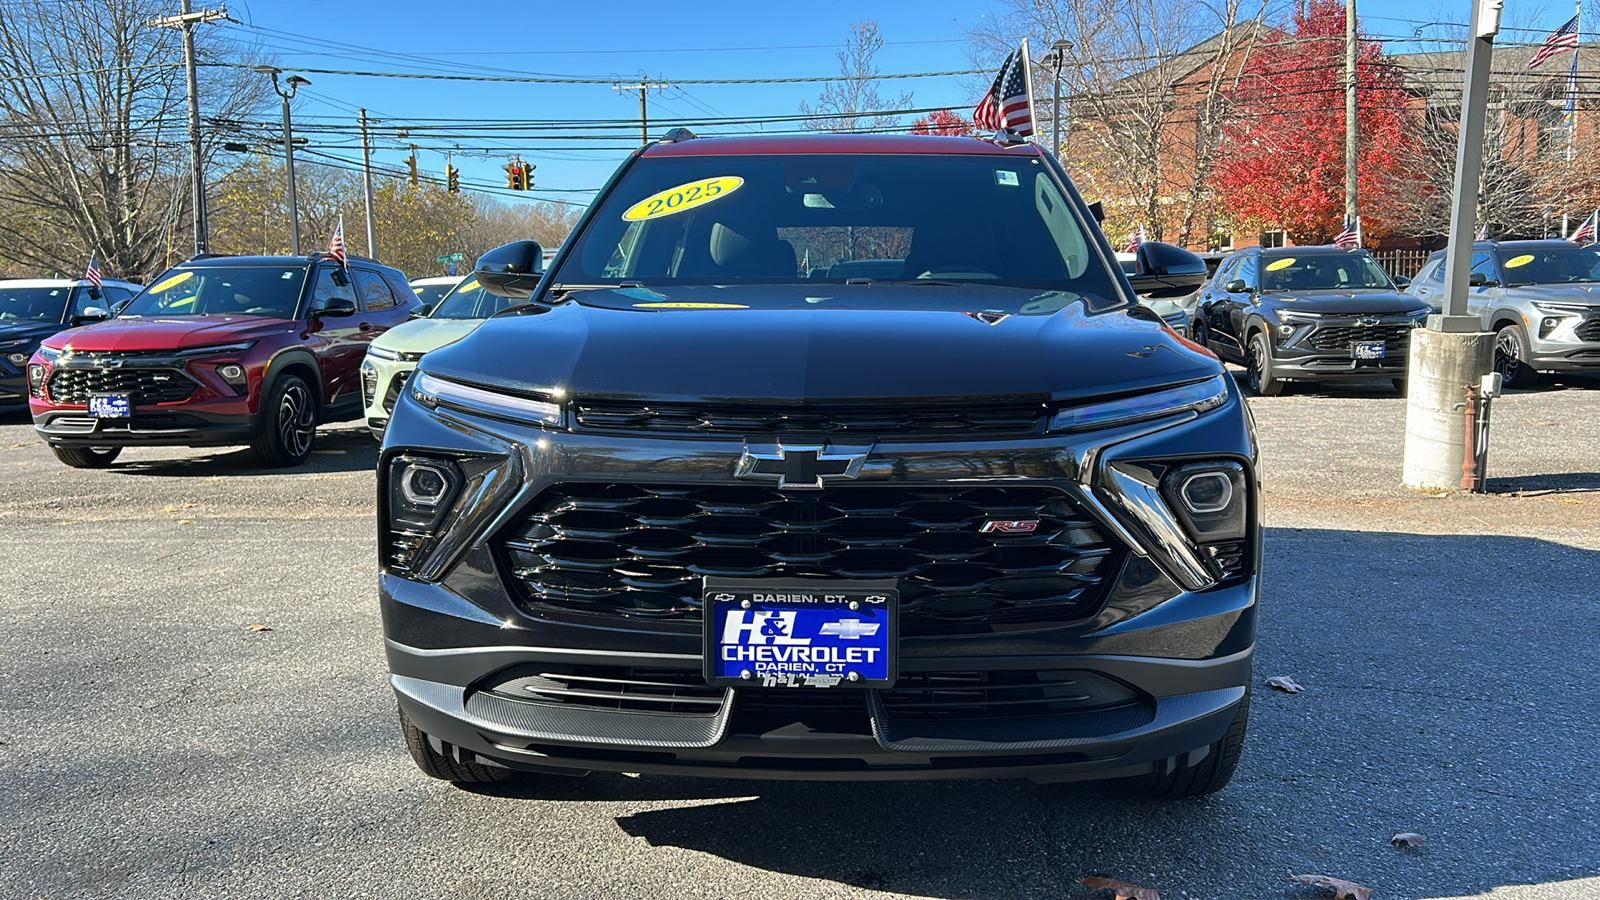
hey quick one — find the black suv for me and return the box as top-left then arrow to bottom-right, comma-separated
1193,245 -> 1431,395
379,134 -> 1259,795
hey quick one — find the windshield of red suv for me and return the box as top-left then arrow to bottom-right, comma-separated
1259,253 -> 1393,292
430,277 -> 515,319
554,153 -> 1120,302
1495,245 -> 1600,286
119,266 -> 307,318
0,286 -> 76,321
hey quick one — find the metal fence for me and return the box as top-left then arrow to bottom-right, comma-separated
1372,249 -> 1433,280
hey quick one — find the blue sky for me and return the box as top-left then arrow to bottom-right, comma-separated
218,0 -> 1586,207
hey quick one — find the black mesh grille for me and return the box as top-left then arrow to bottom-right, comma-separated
499,483 -> 1121,634
47,367 -> 196,405
876,670 -> 1147,721
382,374 -> 406,414
572,402 -> 1047,436
1576,316 -> 1600,342
481,664 -> 723,715
1306,323 -> 1414,351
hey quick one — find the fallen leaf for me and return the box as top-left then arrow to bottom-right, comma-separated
1266,675 -> 1305,693
177,519 -> 195,525
1390,832 -> 1424,849
1289,874 -> 1371,900
1080,876 -> 1160,900
246,623 -> 273,632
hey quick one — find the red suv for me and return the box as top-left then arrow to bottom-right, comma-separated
28,253 -> 417,468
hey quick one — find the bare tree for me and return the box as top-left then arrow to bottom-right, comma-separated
464,194 -> 584,256
801,20 -> 914,134
967,0 -> 1268,248
0,0 -> 267,280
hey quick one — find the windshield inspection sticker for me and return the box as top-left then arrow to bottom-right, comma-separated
1265,257 -> 1297,272
622,176 -> 744,221
995,169 -> 1020,186
1504,254 -> 1535,268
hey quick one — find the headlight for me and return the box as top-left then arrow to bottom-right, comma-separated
175,341 -> 255,358
27,363 -> 47,396
36,345 -> 62,361
366,346 -> 399,361
384,455 -> 464,576
360,359 -> 379,406
412,371 -> 561,427
1050,375 -> 1229,433
1531,301 -> 1590,315
7,352 -> 27,366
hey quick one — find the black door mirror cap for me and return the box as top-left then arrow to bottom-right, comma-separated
314,297 -> 358,317
1224,278 -> 1250,294
1127,242 -> 1207,300
475,240 -> 546,299
1392,275 -> 1411,288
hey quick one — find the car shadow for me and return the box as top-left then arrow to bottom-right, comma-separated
1487,471 -> 1600,494
456,527 -> 1599,900
104,425 -> 378,477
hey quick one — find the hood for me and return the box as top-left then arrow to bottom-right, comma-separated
42,315 -> 298,353
1501,283 -> 1600,306
0,319 -> 66,350
421,284 -> 1221,405
1260,288 -> 1428,316
371,317 -> 485,355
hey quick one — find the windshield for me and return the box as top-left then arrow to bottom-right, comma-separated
0,286 -> 76,322
430,276 -> 515,319
1259,253 -> 1393,292
1496,245 -> 1600,285
412,282 -> 454,308
121,266 -> 308,318
554,153 -> 1120,304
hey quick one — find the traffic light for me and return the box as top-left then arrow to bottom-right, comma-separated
505,161 -> 521,190
446,164 -> 459,194
521,163 -> 535,190
407,152 -> 418,187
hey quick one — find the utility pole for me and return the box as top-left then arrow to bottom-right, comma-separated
1401,0 -> 1502,492
359,109 -> 377,258
1344,0 -> 1358,227
613,78 -> 668,145
255,67 -> 310,255
151,1 -> 227,255
1047,40 -> 1074,159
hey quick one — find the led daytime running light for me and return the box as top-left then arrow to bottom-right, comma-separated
413,371 -> 561,426
1052,375 -> 1229,433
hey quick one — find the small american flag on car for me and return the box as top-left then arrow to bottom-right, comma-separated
1123,225 -> 1144,254
1569,210 -> 1597,244
82,255 -> 102,288
972,43 -> 1034,137
329,215 -> 347,265
1529,14 -> 1579,69
1333,216 -> 1361,247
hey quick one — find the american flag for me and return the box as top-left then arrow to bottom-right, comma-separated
329,215 -> 346,265
82,255 -> 102,288
972,44 -> 1033,136
1476,225 -> 1490,241
1529,14 -> 1579,70
1123,225 -> 1145,254
1333,216 -> 1361,247
1569,210 -> 1597,243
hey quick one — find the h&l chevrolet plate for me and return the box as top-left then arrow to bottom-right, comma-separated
703,577 -> 897,689
87,393 -> 132,418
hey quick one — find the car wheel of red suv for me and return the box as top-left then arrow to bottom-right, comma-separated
251,374 -> 317,467
50,445 -> 122,469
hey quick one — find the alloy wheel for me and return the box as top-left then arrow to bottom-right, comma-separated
277,383 -> 315,458
1494,330 -> 1521,380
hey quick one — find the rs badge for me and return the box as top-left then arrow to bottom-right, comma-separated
979,520 -> 1039,533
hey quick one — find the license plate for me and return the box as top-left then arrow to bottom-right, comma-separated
87,393 -> 132,418
1352,341 -> 1386,359
703,578 -> 897,689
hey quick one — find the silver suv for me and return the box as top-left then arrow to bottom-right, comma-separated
1407,240 -> 1600,387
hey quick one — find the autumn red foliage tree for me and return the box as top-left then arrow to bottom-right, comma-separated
1213,0 -> 1421,244
911,109 -> 974,136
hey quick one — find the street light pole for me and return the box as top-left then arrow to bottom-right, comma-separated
1047,39 -> 1074,158
257,67 -> 310,256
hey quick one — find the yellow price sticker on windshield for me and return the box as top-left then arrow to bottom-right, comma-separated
633,302 -> 747,309
1265,258 -> 1296,272
150,271 -> 194,292
623,177 -> 744,221
1504,254 -> 1534,268
457,279 -> 480,292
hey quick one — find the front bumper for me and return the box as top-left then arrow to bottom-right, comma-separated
361,355 -> 418,439
378,377 -> 1259,782
1267,317 -> 1418,381
1526,318 -> 1600,372
31,406 -> 256,447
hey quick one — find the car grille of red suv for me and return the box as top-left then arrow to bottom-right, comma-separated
47,367 -> 198,406
498,483 -> 1122,635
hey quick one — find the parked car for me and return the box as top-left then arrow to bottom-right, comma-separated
379,133 -> 1259,796
1406,240 -> 1600,387
1193,245 -> 1430,395
27,253 -> 416,468
361,274 -> 514,438
408,276 -> 459,314
0,277 -> 142,410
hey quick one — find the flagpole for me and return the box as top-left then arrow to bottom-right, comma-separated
1019,38 -> 1036,141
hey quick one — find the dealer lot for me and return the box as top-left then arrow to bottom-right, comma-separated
0,378 -> 1596,900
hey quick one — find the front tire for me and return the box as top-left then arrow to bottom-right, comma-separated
400,710 -> 519,784
50,445 -> 122,468
1126,689 -> 1249,798
1494,323 -> 1540,389
250,373 -> 317,467
1247,332 -> 1285,397
1191,314 -> 1211,351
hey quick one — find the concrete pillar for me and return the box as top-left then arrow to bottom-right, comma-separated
1402,324 -> 1495,491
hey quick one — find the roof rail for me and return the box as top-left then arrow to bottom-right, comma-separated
310,251 -> 381,264
185,252 -> 233,261
660,127 -> 698,143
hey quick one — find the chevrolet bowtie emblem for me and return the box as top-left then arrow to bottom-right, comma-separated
735,444 -> 866,490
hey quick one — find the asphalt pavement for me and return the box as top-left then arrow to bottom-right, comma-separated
0,375 -> 1596,900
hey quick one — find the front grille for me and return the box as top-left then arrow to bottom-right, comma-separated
1576,317 -> 1600,342
480,664 -> 723,715
499,483 -> 1121,634
1306,323 -> 1414,351
47,367 -> 196,405
572,402 -> 1048,436
876,670 -> 1146,721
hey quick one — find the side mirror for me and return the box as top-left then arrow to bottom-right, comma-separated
110,298 -> 131,315
1392,275 -> 1411,288
1468,271 -> 1489,286
314,296 -> 358,317
1124,242 -> 1207,299
475,240 -> 545,299
1225,278 -> 1249,294
71,306 -> 110,325
410,303 -> 433,319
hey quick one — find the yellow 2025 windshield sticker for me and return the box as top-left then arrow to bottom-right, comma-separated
1503,254 -> 1535,268
1265,257 -> 1296,272
457,279 -> 480,292
633,302 -> 747,309
150,271 -> 194,292
623,176 -> 744,221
